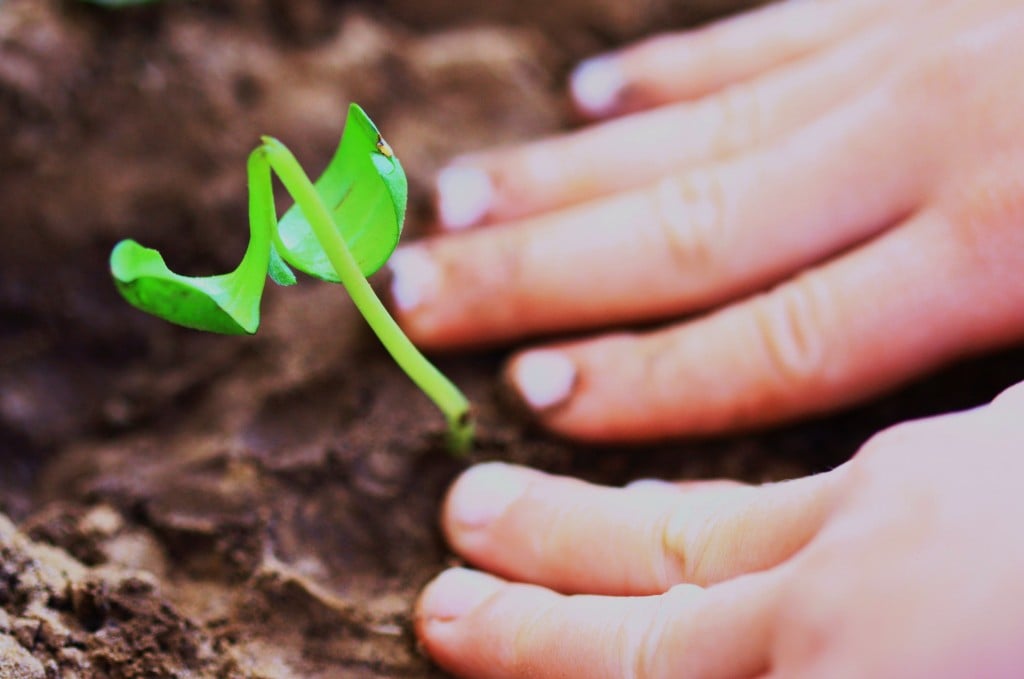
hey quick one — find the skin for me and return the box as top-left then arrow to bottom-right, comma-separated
416,383 -> 1024,678
397,0 -> 1024,675
389,0 -> 1024,442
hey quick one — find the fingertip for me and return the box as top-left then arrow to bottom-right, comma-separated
416,568 -> 509,677
502,340 -> 639,442
504,350 -> 578,413
569,54 -> 626,117
417,568 -> 506,625
436,164 -> 495,231
387,245 -> 440,315
444,462 -> 533,534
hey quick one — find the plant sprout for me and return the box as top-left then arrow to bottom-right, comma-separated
110,104 -> 473,453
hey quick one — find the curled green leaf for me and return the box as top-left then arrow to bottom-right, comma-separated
109,147 -> 277,334
110,240 -> 262,334
274,103 -> 408,281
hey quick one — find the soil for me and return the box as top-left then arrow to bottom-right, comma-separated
1,0 -> 1022,677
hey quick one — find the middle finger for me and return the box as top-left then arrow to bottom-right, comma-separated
391,80 -> 933,349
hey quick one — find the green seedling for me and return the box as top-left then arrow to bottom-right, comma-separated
110,104 -> 473,453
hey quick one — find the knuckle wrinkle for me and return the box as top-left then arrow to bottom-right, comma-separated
751,276 -> 832,390
652,169 -> 727,270
711,84 -> 763,156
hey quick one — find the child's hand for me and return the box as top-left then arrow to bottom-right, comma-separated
389,0 -> 1024,441
416,382 -> 1024,678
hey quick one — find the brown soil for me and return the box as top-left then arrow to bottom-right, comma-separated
1,0 -> 1022,676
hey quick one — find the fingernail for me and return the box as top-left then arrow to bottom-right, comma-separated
510,350 -> 577,411
419,568 -> 503,622
448,462 -> 531,529
388,246 -> 440,313
436,165 -> 494,230
570,55 -> 625,116
626,479 -> 676,493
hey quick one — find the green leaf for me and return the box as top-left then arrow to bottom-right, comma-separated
274,103 -> 408,281
268,244 -> 297,286
108,105 -> 471,451
109,104 -> 405,336
110,240 -> 264,335
110,149 -> 276,335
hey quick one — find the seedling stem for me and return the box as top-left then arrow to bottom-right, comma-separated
256,139 -> 473,453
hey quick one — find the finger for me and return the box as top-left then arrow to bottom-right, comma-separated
394,86 -> 932,349
625,477 -> 746,495
570,0 -> 888,118
504,200 -> 1024,441
436,19 -> 902,229
416,568 -> 778,679
440,463 -> 839,595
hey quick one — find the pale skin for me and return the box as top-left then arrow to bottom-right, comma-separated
416,384 -> 1024,678
395,0 -> 1024,676
389,0 -> 1024,441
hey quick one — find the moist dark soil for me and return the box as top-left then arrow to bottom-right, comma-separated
1,1 -> 1022,676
